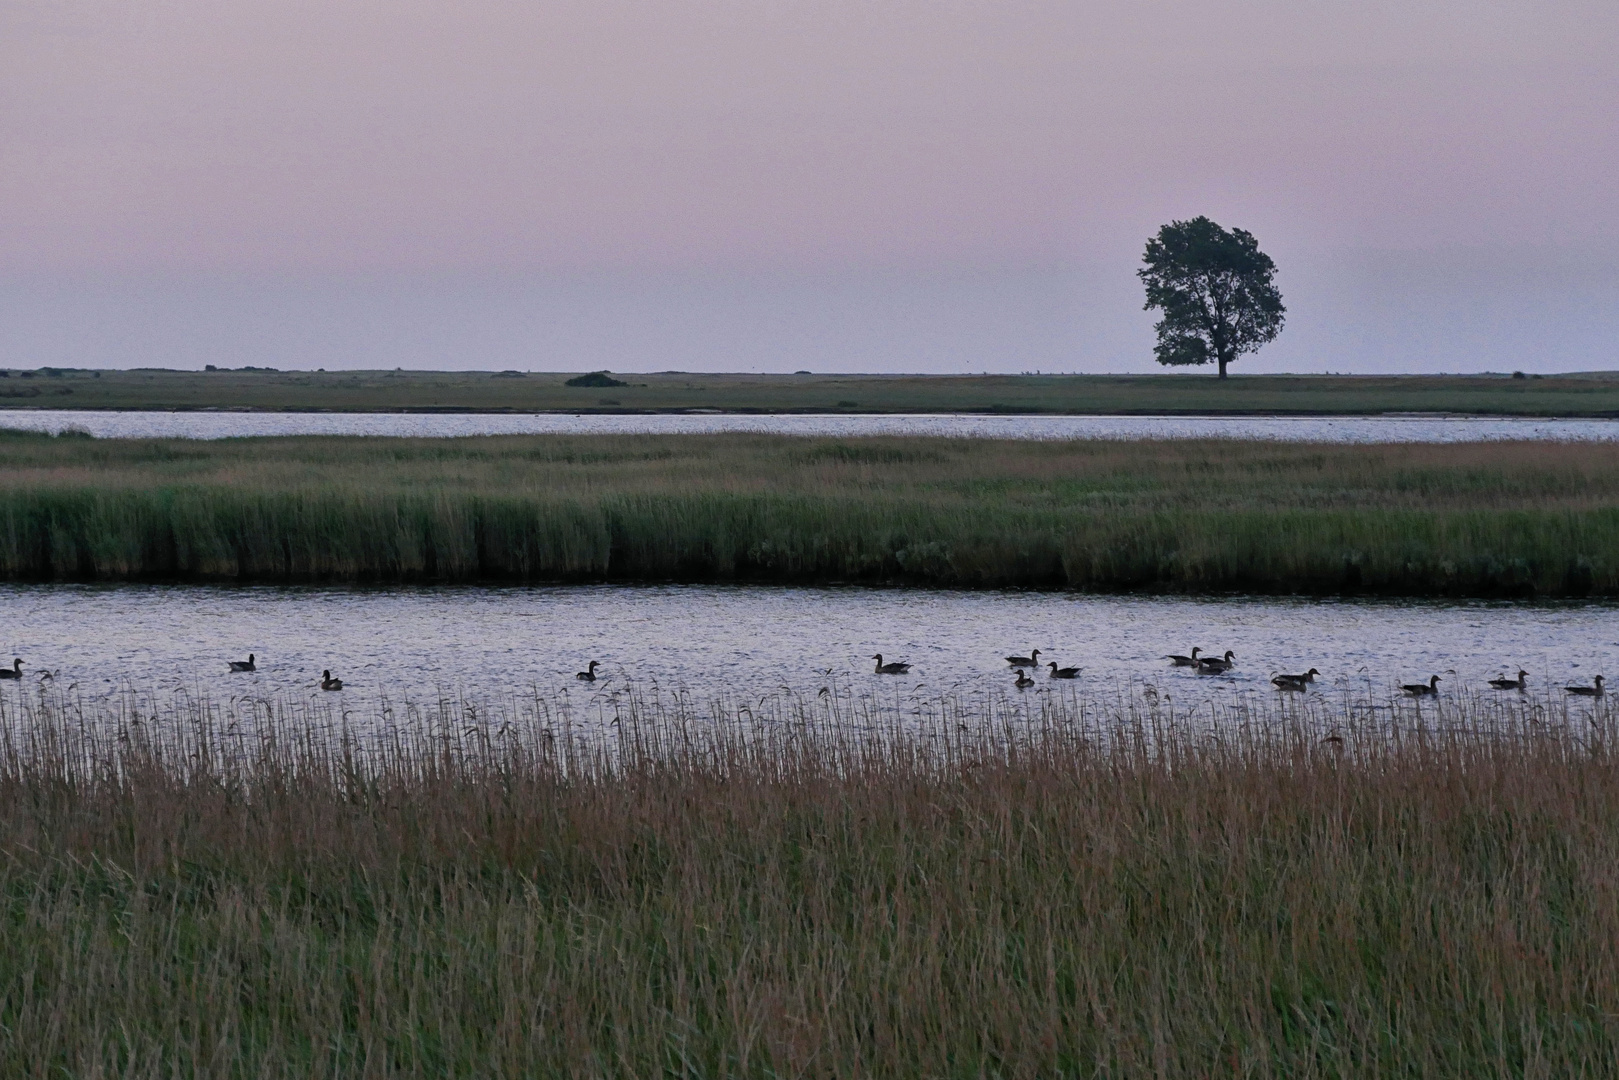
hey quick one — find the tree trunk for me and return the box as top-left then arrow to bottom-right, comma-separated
1217,356 -> 1228,379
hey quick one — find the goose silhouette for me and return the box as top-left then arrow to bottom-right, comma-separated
1565,675 -> 1605,697
1401,675 -> 1440,697
1488,670 -> 1528,691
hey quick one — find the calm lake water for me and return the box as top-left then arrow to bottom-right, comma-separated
2,585 -> 1612,712
6,409 -> 1619,443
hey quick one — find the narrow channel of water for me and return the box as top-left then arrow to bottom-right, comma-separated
6,409 -> 1619,442
3,585 -> 1612,714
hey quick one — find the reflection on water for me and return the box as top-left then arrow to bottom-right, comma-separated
6,409 -> 1619,443
2,584 -> 1614,719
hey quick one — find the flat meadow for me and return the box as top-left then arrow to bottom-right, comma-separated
11,367 -> 1619,416
2,428 -> 1619,595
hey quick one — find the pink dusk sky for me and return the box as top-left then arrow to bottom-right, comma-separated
2,0 -> 1616,373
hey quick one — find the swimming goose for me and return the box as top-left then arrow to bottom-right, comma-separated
0,658 -> 22,679
1401,675 -> 1441,697
320,670 -> 343,691
576,660 -> 600,682
1565,675 -> 1605,697
1271,667 -> 1321,690
1488,670 -> 1528,691
872,654 -> 912,675
1047,661 -> 1080,679
1014,670 -> 1035,688
1163,647 -> 1202,667
1005,648 -> 1041,668
1197,650 -> 1236,673
228,653 -> 256,673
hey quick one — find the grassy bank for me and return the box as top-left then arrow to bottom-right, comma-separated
4,684 -> 1619,1075
8,367 -> 1619,415
3,430 -> 1619,595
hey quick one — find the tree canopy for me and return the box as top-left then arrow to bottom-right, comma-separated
1138,217 -> 1284,379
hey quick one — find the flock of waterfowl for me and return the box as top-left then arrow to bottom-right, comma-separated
0,647 -> 1604,700
853,645 -> 1608,699
1387,671 -> 1605,698
0,653 -> 347,692
224,654 -> 344,691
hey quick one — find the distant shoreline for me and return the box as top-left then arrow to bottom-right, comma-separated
5,368 -> 1619,417
8,405 -> 1619,419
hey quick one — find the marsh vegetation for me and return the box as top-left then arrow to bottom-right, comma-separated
2,431 -> 1618,595
3,682 -> 1618,1075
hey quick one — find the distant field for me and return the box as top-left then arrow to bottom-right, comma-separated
6,367 -> 1619,415
3,430 -> 1618,595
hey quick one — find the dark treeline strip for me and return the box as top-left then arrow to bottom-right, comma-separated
3,431 -> 1619,595
5,689 -> 1619,1075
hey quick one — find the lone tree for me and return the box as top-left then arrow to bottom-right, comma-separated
1138,216 -> 1284,379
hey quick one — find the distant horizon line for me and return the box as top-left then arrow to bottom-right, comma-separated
6,367 -> 1617,380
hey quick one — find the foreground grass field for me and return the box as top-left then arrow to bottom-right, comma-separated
4,685 -> 1618,1076
7,367 -> 1619,415
3,430 -> 1619,595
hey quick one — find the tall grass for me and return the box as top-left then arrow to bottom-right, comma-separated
3,430 -> 1619,594
4,682 -> 1619,1076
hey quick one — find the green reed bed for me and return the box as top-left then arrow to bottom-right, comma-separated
4,429 -> 1619,594
3,682 -> 1619,1077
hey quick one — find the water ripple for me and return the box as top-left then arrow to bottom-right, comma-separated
2,584 -> 1613,723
